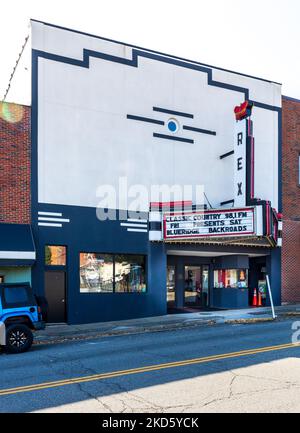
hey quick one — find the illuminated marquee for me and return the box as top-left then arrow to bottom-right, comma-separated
163,208 -> 255,240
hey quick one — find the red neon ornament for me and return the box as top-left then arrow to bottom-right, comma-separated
234,101 -> 253,121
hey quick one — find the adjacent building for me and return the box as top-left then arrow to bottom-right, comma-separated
0,102 -> 34,285
282,96 -> 300,304
1,19 -> 298,324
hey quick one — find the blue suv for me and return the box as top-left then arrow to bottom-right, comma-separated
0,283 -> 45,354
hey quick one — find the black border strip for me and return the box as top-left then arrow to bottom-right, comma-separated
127,114 -> 164,125
31,19 -> 282,85
183,125 -> 216,136
149,221 -> 162,231
153,133 -> 194,144
220,150 -> 235,160
153,107 -> 193,119
220,199 -> 235,206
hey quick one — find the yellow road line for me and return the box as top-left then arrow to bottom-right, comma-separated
0,342 -> 299,397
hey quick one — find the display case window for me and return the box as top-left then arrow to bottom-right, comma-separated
114,255 -> 146,293
80,253 -> 146,294
80,253 -> 114,293
214,269 -> 248,289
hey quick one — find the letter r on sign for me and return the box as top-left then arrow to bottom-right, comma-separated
238,132 -> 243,146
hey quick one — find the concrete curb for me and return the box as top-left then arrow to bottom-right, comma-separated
280,312 -> 300,317
225,318 -> 276,325
33,313 -> 295,347
33,319 -> 217,346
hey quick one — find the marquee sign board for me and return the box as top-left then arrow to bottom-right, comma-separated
163,208 -> 255,240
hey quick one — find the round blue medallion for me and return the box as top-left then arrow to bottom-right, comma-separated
167,119 -> 179,133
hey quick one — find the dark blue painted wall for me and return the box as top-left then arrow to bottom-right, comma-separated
32,204 -> 165,324
31,203 -> 281,324
267,248 -> 282,306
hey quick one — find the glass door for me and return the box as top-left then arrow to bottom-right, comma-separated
184,266 -> 202,307
184,265 -> 210,308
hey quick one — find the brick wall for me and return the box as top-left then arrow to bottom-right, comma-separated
0,102 -> 31,224
282,96 -> 300,303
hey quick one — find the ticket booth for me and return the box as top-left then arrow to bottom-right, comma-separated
212,255 -> 249,309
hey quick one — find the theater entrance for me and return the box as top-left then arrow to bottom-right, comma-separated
184,265 -> 209,308
167,262 -> 210,312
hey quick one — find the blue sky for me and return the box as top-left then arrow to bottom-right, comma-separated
1,0 -> 300,104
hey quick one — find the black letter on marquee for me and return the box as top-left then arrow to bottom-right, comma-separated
237,133 -> 243,146
237,183 -> 243,196
237,157 -> 243,171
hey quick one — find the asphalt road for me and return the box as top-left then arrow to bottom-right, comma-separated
0,319 -> 300,413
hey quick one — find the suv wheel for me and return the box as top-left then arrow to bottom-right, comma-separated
5,324 -> 33,354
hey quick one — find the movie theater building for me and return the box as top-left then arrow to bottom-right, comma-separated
28,20 -> 282,324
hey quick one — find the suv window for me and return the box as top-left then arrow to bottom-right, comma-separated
4,287 -> 29,305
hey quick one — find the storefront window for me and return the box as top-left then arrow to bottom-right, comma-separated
214,269 -> 248,289
80,253 -> 113,293
80,253 -> 147,294
45,246 -> 66,266
115,255 -> 146,293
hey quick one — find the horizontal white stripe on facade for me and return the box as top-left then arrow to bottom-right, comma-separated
38,211 -> 63,217
121,223 -> 148,228
127,219 -> 148,224
38,223 -> 63,227
38,217 -> 70,223
0,251 -> 36,260
127,228 -> 148,233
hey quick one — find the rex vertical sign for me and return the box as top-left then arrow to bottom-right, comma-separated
234,120 -> 246,207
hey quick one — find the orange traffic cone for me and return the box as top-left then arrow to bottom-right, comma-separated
252,288 -> 258,307
258,292 -> 262,307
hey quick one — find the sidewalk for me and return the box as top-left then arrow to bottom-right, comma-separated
34,304 -> 300,346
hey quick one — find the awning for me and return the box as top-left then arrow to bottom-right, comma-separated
0,224 -> 36,266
